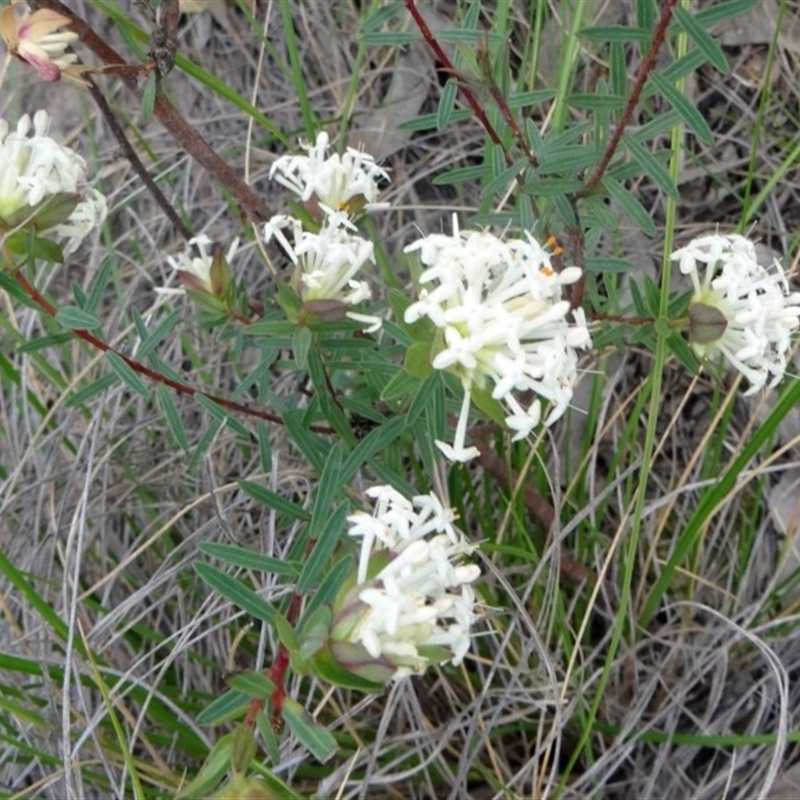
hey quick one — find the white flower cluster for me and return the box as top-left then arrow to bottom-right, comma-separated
404,215 -> 591,461
339,485 -> 480,679
264,132 -> 388,331
672,233 -> 800,393
0,110 -> 107,255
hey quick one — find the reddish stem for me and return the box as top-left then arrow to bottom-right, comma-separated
577,0 -> 680,199
245,584 -> 305,728
14,272 -> 335,433
404,0 -> 508,161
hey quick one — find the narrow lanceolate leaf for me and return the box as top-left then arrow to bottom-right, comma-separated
156,384 -> 189,450
197,542 -> 301,578
306,444 -> 344,541
281,698 -> 337,763
55,306 -> 102,331
141,71 -> 157,122
621,135 -> 678,199
694,0 -> 758,29
194,562 -> 277,625
238,480 -> 311,522
649,71 -> 714,145
299,504 -> 350,594
437,78 -> 459,132
603,176 -> 656,237
432,162 -> 493,186
578,24 -> 651,43
105,351 -> 150,398
672,5 -> 729,73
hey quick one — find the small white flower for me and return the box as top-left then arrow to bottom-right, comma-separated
269,131 -> 389,219
160,234 -> 239,297
335,485 -> 479,679
404,215 -> 591,462
0,110 -> 107,253
264,214 -> 381,329
672,233 -> 800,394
54,189 -> 107,256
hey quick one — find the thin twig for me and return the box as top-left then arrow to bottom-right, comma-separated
86,77 -> 194,242
29,0 -> 271,223
577,0 -> 680,199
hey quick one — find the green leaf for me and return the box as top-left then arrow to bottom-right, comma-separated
301,554 -> 352,622
188,415 -> 225,470
283,409 -> 329,473
141,71 -> 157,122
175,732 -> 232,799
407,372 -> 442,427
694,0 -> 758,28
649,71 -> 714,145
105,351 -> 150,398
506,89 -> 557,109
281,698 -> 337,763
194,393 -> 249,438
156,385 -> 188,450
585,256 -> 634,273
340,417 -> 407,484
306,445 -> 344,540
672,5 -> 729,72
4,231 -> 64,263
437,78 -> 459,131
238,480 -> 311,522
358,1 -> 404,34
480,158 -> 527,201
272,608 -> 300,651
65,373 -> 117,407
195,690 -> 251,727
85,258 -> 114,315
609,41 -> 627,98
308,645 -> 385,693
55,306 -> 102,331
621,135 -> 678,199
567,93 -> 627,110
432,163 -> 492,186
403,341 -> 433,381
227,672 -> 276,699
292,325 -> 312,370
131,306 -> 182,359
197,542 -> 301,578
358,30 -> 419,45
306,347 -> 353,443
299,504 -> 349,594
578,25 -> 651,43
194,562 -> 277,625
603,176 -> 656,236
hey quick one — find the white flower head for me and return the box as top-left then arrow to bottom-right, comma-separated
330,485 -> 480,683
0,110 -> 107,254
269,131 -> 389,220
160,234 -> 239,297
264,214 -> 381,330
404,215 -> 591,461
672,233 -> 800,394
